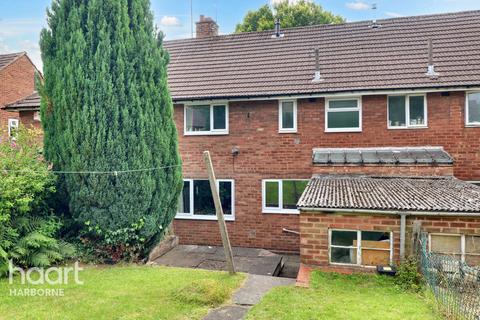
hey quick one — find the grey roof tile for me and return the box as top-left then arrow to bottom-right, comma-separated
0,52 -> 24,71
298,175 -> 480,213
3,91 -> 41,111
164,10 -> 480,100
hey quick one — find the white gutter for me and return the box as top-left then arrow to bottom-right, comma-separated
174,86 -> 480,104
298,207 -> 480,217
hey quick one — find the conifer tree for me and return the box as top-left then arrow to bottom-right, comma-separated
39,0 -> 182,259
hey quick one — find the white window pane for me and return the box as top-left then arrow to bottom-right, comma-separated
361,232 -> 391,266
468,93 -> 480,124
331,230 -> 357,246
282,180 -> 307,209
328,111 -> 359,129
265,181 -> 279,208
281,102 -> 294,129
466,235 -> 480,254
329,100 -> 357,109
388,96 -> 406,127
186,106 -> 210,132
431,234 -> 461,254
178,181 -> 191,213
409,96 -> 425,126
213,105 -> 226,130
331,247 -> 357,264
192,180 -> 232,216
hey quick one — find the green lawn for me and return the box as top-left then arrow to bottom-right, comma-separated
247,271 -> 441,320
0,265 -> 245,320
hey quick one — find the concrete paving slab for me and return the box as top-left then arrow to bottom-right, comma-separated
203,306 -> 250,320
233,274 -> 295,306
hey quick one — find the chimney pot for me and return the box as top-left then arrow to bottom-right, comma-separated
196,15 -> 218,38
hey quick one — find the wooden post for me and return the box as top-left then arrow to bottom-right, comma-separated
203,151 -> 236,274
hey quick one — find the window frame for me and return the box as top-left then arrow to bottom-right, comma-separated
262,179 -> 309,214
428,233 -> 480,263
325,97 -> 362,133
387,94 -> 428,129
175,178 -> 235,221
184,102 -> 229,136
465,91 -> 480,127
328,229 -> 394,267
278,99 -> 297,133
33,111 -> 41,122
8,118 -> 19,137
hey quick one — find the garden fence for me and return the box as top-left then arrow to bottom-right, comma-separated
418,234 -> 480,320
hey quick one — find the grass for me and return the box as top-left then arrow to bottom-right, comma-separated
0,265 -> 245,320
247,271 -> 441,320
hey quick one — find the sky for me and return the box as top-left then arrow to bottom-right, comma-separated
0,0 -> 479,71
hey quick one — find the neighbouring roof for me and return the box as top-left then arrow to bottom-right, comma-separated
3,91 -> 41,111
0,52 -> 25,71
298,175 -> 480,214
164,10 -> 480,101
312,147 -> 454,165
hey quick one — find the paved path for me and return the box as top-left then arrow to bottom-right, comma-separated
204,274 -> 295,320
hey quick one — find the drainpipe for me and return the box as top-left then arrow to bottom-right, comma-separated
399,213 -> 407,263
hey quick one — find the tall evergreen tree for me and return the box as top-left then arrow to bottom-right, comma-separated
39,0 -> 182,259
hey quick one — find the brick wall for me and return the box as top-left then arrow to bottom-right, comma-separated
299,211 -> 480,272
173,92 -> 480,252
0,55 -> 37,137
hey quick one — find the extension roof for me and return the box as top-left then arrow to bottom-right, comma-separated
164,10 -> 480,101
298,175 -> 480,214
3,91 -> 41,111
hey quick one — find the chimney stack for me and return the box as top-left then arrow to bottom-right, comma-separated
196,15 -> 219,38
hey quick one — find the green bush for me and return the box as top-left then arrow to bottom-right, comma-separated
394,257 -> 424,292
0,129 -> 74,276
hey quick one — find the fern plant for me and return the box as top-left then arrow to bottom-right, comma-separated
0,129 -> 74,277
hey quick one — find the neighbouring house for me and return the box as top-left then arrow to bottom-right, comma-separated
6,11 -> 480,272
0,52 -> 41,137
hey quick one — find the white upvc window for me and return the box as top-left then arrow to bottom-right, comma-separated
329,229 -> 393,267
388,94 -> 427,129
33,111 -> 41,122
429,233 -> 480,265
184,103 -> 228,135
176,179 -> 234,221
8,118 -> 19,138
325,97 -> 362,132
278,100 -> 297,133
466,92 -> 480,126
262,179 -> 308,214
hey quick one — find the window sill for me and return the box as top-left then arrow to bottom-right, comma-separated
263,209 -> 299,215
175,215 -> 235,221
184,131 -> 229,136
465,124 -> 480,128
325,128 -> 362,133
388,126 -> 428,130
278,129 -> 297,134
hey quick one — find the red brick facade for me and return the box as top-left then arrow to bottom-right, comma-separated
300,212 -> 480,271
0,54 -> 38,137
173,91 -> 480,252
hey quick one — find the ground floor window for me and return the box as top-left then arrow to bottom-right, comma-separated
262,179 -> 308,214
8,118 -> 19,138
176,179 -> 234,220
429,234 -> 480,265
329,229 -> 393,266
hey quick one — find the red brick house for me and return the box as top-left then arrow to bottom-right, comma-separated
0,52 -> 41,137
163,10 -> 480,270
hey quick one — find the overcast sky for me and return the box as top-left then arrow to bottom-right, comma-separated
1,0 -> 479,70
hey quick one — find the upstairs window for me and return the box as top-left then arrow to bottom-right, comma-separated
262,179 -> 308,214
388,95 -> 427,129
8,119 -> 19,138
466,92 -> 480,126
279,100 -> 297,133
177,179 -> 234,220
184,104 -> 228,135
325,98 -> 362,132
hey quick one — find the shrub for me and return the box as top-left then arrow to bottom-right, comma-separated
395,257 -> 424,292
0,129 -> 74,276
